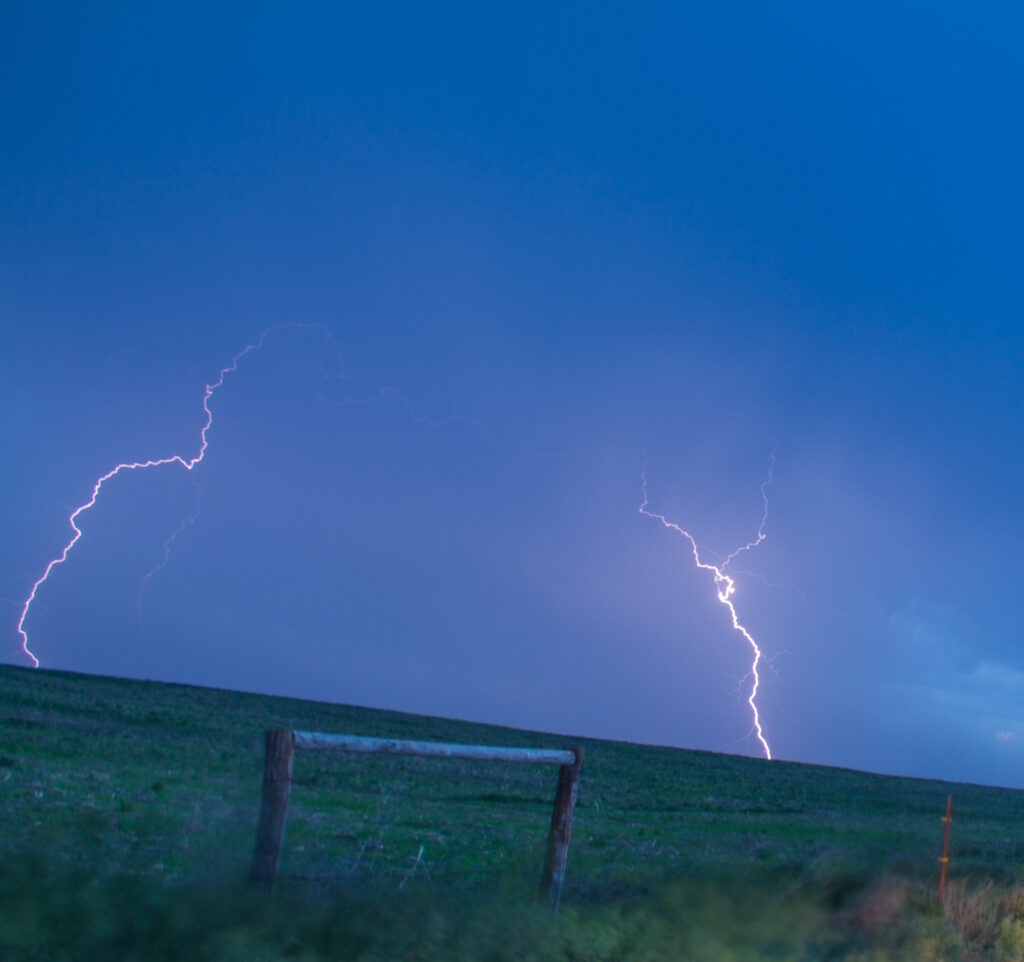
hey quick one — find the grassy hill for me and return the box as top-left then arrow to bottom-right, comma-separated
3,664 -> 1024,960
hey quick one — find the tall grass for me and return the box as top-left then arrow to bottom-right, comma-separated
0,854 -> 813,961
6,854 -> 1024,960
941,878 -> 1024,962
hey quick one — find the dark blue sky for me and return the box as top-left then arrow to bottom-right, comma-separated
4,2 -> 1024,787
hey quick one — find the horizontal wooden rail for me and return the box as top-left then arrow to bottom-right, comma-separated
293,730 -> 576,766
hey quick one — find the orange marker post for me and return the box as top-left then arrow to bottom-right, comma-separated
938,794 -> 952,901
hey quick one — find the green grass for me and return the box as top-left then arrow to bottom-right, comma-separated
3,664 -> 1024,959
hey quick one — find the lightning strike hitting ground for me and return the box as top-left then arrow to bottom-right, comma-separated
639,455 -> 775,759
16,324 -> 340,668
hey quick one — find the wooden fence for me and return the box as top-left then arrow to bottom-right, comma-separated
251,729 -> 584,906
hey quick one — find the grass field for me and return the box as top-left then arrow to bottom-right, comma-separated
4,664 -> 1024,959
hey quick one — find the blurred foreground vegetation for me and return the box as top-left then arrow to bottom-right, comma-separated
4,665 -> 1024,959
8,854 -> 1024,960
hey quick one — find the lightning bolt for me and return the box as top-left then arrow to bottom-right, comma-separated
136,481 -> 202,619
639,453 -> 775,760
15,323 -> 341,668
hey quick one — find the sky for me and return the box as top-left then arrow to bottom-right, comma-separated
3,2 -> 1024,788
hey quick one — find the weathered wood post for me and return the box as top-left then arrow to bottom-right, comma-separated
540,746 -> 583,908
251,728 -> 295,884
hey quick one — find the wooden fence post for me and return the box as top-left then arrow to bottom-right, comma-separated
251,728 -> 295,884
540,746 -> 583,908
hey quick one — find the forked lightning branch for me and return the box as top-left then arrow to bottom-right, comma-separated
639,456 -> 776,759
15,324 -> 341,669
